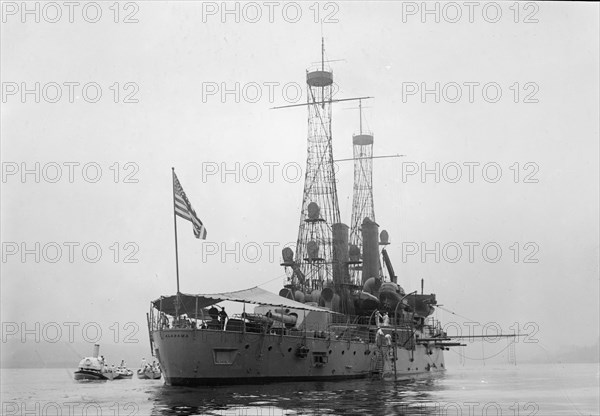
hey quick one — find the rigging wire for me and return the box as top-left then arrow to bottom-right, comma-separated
437,305 -> 479,323
256,273 -> 288,288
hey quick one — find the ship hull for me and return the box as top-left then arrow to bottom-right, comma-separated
152,328 -> 445,386
167,374 -> 367,386
137,368 -> 161,380
73,369 -> 112,381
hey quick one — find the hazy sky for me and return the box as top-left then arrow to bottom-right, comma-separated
1,2 -> 598,363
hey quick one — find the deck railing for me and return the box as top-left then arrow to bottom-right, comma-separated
147,303 -> 442,349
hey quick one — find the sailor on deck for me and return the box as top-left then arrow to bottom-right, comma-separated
375,310 -> 383,327
219,307 -> 228,330
375,328 -> 385,347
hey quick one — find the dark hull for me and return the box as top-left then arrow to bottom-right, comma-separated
168,373 -> 369,386
74,369 -> 111,381
152,328 -> 445,386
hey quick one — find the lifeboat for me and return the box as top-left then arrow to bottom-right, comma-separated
137,362 -> 162,380
114,360 -> 133,379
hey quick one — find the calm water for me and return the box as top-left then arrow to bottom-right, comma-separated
1,364 -> 598,415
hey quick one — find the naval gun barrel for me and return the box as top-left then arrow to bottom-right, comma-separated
244,311 -> 298,328
269,310 -> 298,326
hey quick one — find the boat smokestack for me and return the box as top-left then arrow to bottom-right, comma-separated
361,217 -> 380,284
93,344 -> 100,357
332,223 -> 350,284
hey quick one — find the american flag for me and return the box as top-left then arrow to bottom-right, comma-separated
173,172 -> 207,239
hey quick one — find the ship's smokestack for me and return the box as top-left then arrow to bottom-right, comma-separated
361,217 -> 379,285
93,344 -> 100,357
332,223 -> 350,284
320,286 -> 334,303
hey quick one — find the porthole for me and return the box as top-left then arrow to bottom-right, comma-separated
341,350 -> 345,355
288,347 -> 292,353
268,346 -> 272,351
245,344 -> 250,349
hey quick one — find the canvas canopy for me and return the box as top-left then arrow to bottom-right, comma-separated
152,286 -> 333,317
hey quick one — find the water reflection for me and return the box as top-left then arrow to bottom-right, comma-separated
150,374 -> 447,415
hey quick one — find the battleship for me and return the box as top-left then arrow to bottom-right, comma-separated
147,41 -> 465,386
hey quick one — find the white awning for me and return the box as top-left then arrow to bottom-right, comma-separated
152,287 -> 333,316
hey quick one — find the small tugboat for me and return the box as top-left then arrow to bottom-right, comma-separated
74,344 -> 114,381
114,360 -> 133,379
137,359 -> 162,380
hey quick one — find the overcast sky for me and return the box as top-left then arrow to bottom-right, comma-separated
1,2 -> 598,362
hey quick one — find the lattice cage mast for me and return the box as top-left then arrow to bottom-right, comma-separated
293,52 -> 340,288
349,100 -> 375,285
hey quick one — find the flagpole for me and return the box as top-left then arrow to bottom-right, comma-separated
171,168 -> 181,298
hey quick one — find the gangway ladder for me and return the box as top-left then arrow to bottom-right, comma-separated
372,348 -> 384,379
392,342 -> 398,381
507,338 -> 517,365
